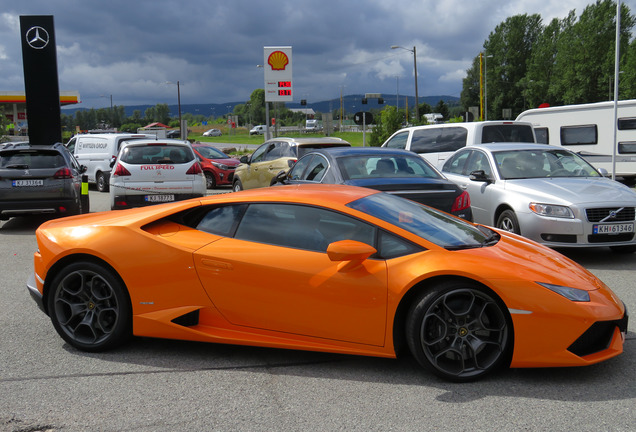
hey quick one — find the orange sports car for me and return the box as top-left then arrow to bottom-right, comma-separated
27,184 -> 627,381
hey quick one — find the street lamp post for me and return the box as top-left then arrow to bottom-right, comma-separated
391,45 -> 419,123
164,81 -> 182,139
484,54 -> 493,120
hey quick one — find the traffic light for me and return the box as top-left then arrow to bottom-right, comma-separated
362,98 -> 367,104
300,99 -> 307,106
378,98 -> 384,104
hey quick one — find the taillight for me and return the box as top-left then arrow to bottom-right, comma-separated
451,191 -> 471,212
112,163 -> 131,177
287,159 -> 297,168
186,162 -> 203,175
53,167 -> 73,179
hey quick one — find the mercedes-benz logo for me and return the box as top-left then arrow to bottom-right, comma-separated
26,26 -> 49,49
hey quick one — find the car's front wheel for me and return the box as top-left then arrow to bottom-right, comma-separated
406,281 -> 512,382
496,209 -> 520,234
232,178 -> 244,192
47,261 -> 132,352
96,172 -> 109,192
205,172 -> 216,189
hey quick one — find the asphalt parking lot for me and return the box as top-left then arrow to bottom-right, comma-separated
1,188 -> 634,432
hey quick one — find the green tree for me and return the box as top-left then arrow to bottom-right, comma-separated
369,105 -> 402,146
552,0 -> 634,104
434,100 -> 450,120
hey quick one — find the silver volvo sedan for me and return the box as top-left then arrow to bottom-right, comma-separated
441,143 -> 636,253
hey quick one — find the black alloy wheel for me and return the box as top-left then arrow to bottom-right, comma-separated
406,281 -> 512,382
48,261 -> 132,352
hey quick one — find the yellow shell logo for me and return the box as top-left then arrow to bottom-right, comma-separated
268,51 -> 289,71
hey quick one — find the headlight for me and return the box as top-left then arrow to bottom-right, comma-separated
211,162 -> 229,170
529,203 -> 574,218
537,282 -> 590,302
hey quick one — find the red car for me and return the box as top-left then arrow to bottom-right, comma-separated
192,143 -> 240,188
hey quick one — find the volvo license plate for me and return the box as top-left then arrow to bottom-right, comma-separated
593,223 -> 634,234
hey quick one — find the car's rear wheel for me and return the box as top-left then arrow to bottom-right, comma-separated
232,178 -> 243,192
496,210 -> 520,234
96,172 -> 109,192
205,172 -> 216,189
47,261 -> 131,352
406,281 -> 512,382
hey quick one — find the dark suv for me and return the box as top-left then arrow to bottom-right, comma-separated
0,142 -> 89,220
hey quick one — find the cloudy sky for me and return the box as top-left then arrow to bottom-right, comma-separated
1,0 -> 634,110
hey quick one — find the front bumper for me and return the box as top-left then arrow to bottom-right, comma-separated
26,271 -> 46,314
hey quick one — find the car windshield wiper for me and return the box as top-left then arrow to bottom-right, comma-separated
6,164 -> 29,169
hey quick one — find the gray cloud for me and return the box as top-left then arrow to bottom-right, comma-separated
1,0 -> 634,109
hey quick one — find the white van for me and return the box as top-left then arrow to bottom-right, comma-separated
516,100 -> 636,184
65,133 -> 152,192
382,121 -> 536,169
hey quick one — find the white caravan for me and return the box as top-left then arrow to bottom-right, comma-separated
516,100 -> 636,184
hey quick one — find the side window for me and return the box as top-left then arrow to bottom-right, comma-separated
265,142 -> 286,160
377,230 -> 424,259
250,143 -> 270,163
618,141 -> 636,154
534,127 -> 549,144
196,204 -> 247,236
617,117 -> 636,130
465,151 -> 492,177
439,127 -> 468,152
443,150 -> 470,175
410,129 -> 442,153
66,137 -> 77,154
303,155 -> 329,181
560,125 -> 598,145
235,204 -> 376,253
288,155 -> 313,180
384,132 -> 409,149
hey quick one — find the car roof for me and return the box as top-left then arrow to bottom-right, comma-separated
0,142 -> 66,152
119,138 -> 191,147
304,147 -> 418,158
469,143 -> 557,152
264,137 -> 350,146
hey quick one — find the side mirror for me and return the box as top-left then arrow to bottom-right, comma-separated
597,167 -> 609,177
80,164 -> 88,173
240,155 -> 250,164
274,170 -> 288,184
109,158 -> 117,168
327,240 -> 377,272
469,169 -> 492,183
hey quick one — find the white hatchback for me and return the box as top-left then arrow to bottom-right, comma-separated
109,139 -> 206,210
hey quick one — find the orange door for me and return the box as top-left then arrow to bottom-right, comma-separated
194,238 -> 388,346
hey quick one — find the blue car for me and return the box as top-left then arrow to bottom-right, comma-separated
275,147 -> 472,220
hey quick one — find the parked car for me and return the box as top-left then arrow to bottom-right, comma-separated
202,128 -> 222,137
166,129 -> 181,138
109,139 -> 206,210
65,133 -> 152,192
441,143 -> 636,252
382,121 -> 536,169
27,184 -> 627,381
249,125 -> 266,135
191,143 -> 240,188
0,142 -> 89,219
275,147 -> 471,220
232,137 -> 351,191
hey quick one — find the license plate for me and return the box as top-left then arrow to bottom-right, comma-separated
593,223 -> 634,234
145,194 -> 174,203
12,180 -> 44,187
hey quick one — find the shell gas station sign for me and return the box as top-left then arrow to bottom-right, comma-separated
264,46 -> 292,102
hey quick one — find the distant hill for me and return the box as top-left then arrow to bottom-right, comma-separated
61,94 -> 460,118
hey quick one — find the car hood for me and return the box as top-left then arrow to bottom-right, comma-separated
504,177 -> 636,205
209,158 -> 240,166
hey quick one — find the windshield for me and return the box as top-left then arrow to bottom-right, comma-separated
347,193 -> 494,249
120,144 -> 195,164
337,154 -> 442,180
495,149 -> 602,179
195,146 -> 230,159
